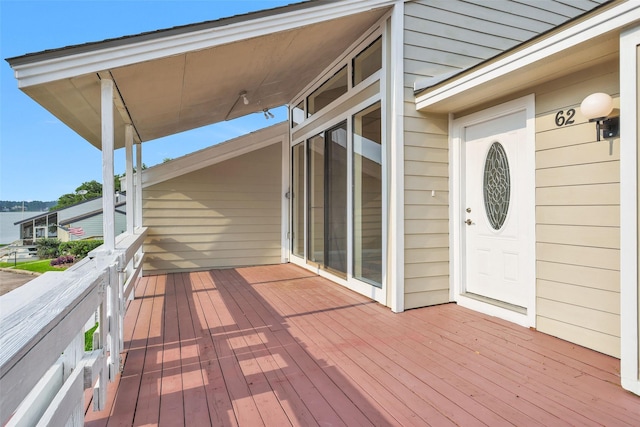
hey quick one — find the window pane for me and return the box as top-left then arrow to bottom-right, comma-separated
326,122 -> 348,275
353,103 -> 382,286
307,133 -> 325,264
307,66 -> 348,116
292,143 -> 305,257
353,37 -> 382,86
291,101 -> 304,128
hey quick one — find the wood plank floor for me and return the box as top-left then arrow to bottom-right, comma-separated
84,264 -> 640,426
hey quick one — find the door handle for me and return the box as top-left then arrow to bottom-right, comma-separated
465,219 -> 473,225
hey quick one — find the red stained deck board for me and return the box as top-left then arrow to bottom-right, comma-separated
208,270 -> 328,427
407,306 -> 639,426
174,273 -> 211,426
86,264 -> 640,427
217,270 -> 377,427
189,270 -> 265,426
131,274 -> 164,426
294,282 -> 522,426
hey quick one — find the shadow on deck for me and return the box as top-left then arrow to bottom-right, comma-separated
85,264 -> 640,426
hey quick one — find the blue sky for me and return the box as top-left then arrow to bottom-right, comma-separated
0,0 -> 293,202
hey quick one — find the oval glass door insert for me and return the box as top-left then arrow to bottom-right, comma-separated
483,142 -> 510,230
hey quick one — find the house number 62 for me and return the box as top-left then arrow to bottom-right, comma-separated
555,109 -> 575,127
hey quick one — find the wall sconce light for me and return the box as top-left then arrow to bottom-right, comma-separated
263,108 -> 274,119
240,90 -> 249,105
580,92 -> 619,142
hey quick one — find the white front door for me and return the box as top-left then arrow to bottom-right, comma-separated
464,110 -> 527,307
453,96 -> 535,326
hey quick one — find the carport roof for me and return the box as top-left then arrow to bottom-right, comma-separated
6,0 -> 392,149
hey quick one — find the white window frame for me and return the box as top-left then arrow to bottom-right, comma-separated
288,18 -> 388,305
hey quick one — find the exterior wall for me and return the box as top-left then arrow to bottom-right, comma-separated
534,62 -> 620,357
142,143 -> 282,275
402,1 -> 450,309
400,0 -> 595,310
63,212 -> 126,241
401,0 -> 611,313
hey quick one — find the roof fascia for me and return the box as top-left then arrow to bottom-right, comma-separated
61,202 -> 126,224
13,211 -> 54,225
10,0 -> 395,88
141,122 -> 288,188
415,1 -> 640,112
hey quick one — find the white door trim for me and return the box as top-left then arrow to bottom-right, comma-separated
620,24 -> 640,396
450,94 -> 536,327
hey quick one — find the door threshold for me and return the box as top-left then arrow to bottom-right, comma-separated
461,292 -> 527,315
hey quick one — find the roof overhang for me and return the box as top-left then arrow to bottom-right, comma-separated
415,1 -> 640,115
7,0 -> 392,149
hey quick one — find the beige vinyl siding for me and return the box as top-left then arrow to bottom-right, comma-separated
142,143 -> 281,275
403,0 -> 600,88
535,61 -> 620,357
400,0 -> 601,310
403,108 -> 450,308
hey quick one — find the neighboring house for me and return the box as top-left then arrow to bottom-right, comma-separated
7,0 -> 640,396
15,195 -> 126,243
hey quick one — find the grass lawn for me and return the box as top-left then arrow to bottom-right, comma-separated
0,260 -> 34,268
1,259 -> 67,273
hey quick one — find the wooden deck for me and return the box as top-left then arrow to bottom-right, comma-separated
84,264 -> 639,426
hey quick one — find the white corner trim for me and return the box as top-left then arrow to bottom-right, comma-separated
141,122 -> 288,188
12,0 -> 395,88
280,132 -> 290,264
389,0 -> 404,313
416,2 -> 640,110
620,24 -> 640,396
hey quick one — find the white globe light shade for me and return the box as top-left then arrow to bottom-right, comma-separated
580,92 -> 613,120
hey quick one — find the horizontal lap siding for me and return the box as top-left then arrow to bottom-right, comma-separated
142,143 -> 281,275
401,0 -> 596,310
535,63 -> 620,357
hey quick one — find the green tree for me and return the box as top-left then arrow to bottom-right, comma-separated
114,163 -> 148,193
50,180 -> 102,210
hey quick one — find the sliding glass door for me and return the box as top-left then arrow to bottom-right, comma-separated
353,103 -> 382,286
305,122 -> 348,277
308,134 -> 325,265
291,143 -> 305,258
325,123 -> 348,275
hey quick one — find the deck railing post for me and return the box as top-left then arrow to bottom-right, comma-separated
107,263 -> 121,380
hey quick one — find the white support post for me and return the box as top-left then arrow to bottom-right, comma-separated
125,125 -> 134,234
101,79 -> 115,252
135,142 -> 143,228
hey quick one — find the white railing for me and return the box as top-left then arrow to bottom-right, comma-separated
0,228 -> 147,426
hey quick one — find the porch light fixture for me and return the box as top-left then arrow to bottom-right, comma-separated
224,90 -> 250,120
240,90 -> 249,105
580,92 -> 619,142
263,108 -> 274,119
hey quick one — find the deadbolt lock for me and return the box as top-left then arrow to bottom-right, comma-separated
466,208 -> 472,213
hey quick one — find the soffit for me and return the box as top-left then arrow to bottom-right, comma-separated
17,7 -> 388,150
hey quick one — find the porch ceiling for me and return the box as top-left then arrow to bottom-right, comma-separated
9,4 -> 389,150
